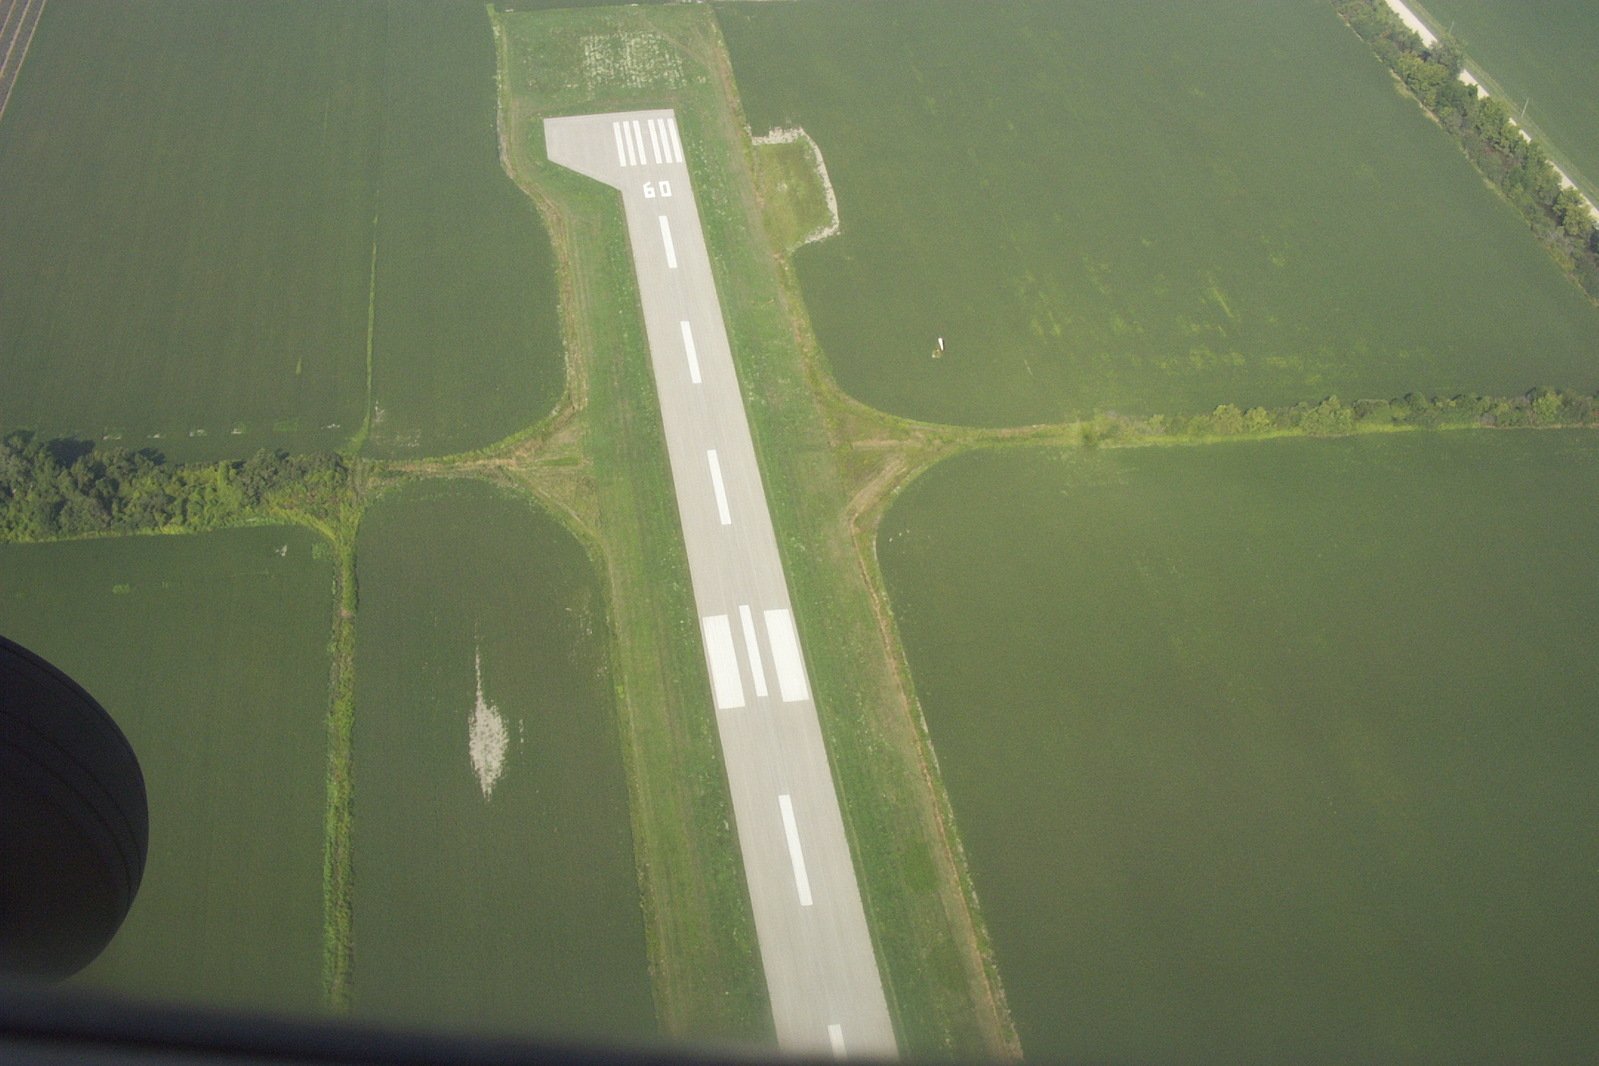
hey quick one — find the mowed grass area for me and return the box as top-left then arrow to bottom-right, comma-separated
717,0 -> 1599,428
878,432 -> 1599,1063
1411,0 -> 1599,204
350,480 -> 654,1043
0,527 -> 332,1015
0,0 -> 561,461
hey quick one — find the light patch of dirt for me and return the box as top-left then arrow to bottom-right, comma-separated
468,645 -> 510,800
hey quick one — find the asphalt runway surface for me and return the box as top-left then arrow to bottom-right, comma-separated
546,111 -> 897,1059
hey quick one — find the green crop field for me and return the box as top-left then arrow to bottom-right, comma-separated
350,480 -> 654,1042
878,432 -> 1599,1063
1410,0 -> 1599,204
718,0 -> 1599,428
0,527 -> 333,1015
0,0 -> 561,461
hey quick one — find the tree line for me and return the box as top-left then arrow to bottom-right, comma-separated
1332,0 -> 1599,299
0,434 -> 349,542
1079,387 -> 1599,445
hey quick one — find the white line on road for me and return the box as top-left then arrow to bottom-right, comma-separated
738,604 -> 769,699
612,122 -> 627,167
706,449 -> 732,526
828,1024 -> 846,1058
778,794 -> 814,907
679,320 -> 701,384
659,214 -> 678,269
666,115 -> 684,163
702,615 -> 746,710
647,118 -> 664,164
763,609 -> 810,703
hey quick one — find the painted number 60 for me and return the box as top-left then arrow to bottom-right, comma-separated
643,180 -> 673,199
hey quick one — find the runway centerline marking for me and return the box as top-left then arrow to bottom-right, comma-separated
778,794 -> 814,907
827,1025 -> 846,1058
679,320 -> 701,384
659,215 -> 678,269
763,609 -> 810,703
702,615 -> 746,710
738,604 -> 769,699
706,449 -> 732,526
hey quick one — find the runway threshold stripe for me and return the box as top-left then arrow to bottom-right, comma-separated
778,794 -> 814,907
631,120 -> 646,166
706,449 -> 732,525
612,122 -> 627,167
702,615 -> 746,710
622,121 -> 638,166
827,1025 -> 846,1058
679,320 -> 701,383
658,214 -> 678,269
738,604 -> 769,699
763,609 -> 810,703
666,115 -> 684,163
647,118 -> 664,164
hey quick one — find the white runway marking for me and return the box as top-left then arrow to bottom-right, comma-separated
702,615 -> 746,710
778,794 -> 814,907
679,321 -> 702,384
738,604 -> 769,699
612,122 -> 627,167
666,115 -> 684,163
647,118 -> 664,164
659,215 -> 678,269
631,120 -> 646,166
622,121 -> 638,166
706,449 -> 732,526
763,609 -> 810,703
828,1025 -> 846,1058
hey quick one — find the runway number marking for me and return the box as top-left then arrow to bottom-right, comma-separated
763,609 -> 810,703
701,615 -> 746,710
738,604 -> 769,699
828,1025 -> 846,1058
706,449 -> 732,526
658,215 -> 678,269
679,321 -> 701,384
778,794 -> 814,907
643,180 -> 672,199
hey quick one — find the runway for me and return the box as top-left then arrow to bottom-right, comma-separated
545,111 -> 897,1058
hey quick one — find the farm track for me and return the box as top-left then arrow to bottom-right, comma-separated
0,0 -> 47,128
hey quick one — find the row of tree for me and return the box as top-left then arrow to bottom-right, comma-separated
0,434 -> 349,542
1080,387 -> 1599,445
1332,0 -> 1599,299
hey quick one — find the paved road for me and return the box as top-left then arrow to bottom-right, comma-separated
546,111 -> 897,1059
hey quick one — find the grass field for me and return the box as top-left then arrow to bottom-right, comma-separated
1409,0 -> 1599,205
878,432 -> 1599,1063
0,527 -> 333,1015
350,479 -> 654,1042
0,0 -> 561,461
717,0 -> 1599,428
